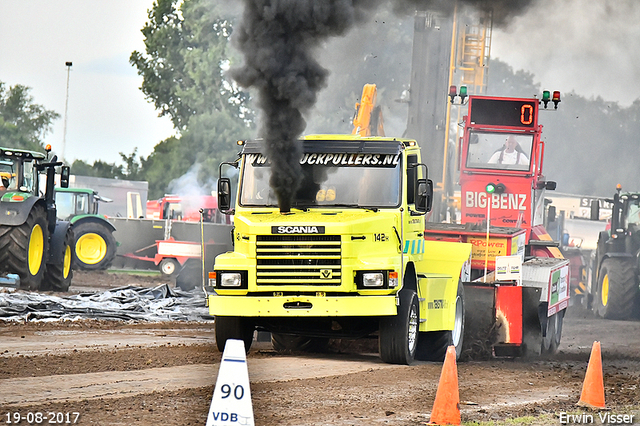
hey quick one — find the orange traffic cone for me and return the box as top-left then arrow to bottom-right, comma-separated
428,345 -> 461,425
577,341 -> 606,409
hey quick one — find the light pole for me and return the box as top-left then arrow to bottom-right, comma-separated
61,61 -> 72,162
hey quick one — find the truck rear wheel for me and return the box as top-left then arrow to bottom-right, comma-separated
595,258 -> 638,319
0,205 -> 48,290
72,222 -> 117,270
416,281 -> 465,361
215,316 -> 255,353
271,333 -> 329,353
44,228 -> 74,292
379,290 -> 419,365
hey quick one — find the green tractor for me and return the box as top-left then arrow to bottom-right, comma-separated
588,185 -> 640,319
55,187 -> 117,270
0,146 -> 74,291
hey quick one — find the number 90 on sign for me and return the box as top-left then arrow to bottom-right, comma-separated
220,384 -> 244,400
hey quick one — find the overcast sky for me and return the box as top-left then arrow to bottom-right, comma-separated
1,0 -> 639,165
0,0 -> 174,164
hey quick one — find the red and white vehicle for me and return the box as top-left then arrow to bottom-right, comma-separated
425,92 -> 570,357
146,194 -> 231,224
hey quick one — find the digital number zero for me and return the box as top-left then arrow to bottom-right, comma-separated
520,104 -> 534,125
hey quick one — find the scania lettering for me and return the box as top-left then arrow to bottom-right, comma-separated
273,226 -> 324,234
209,135 -> 471,365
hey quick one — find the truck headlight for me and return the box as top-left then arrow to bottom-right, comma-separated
220,272 -> 242,287
362,272 -> 384,287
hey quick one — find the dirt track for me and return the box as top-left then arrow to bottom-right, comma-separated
1,271 -> 639,425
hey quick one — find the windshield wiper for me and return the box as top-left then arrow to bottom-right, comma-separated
324,204 -> 379,212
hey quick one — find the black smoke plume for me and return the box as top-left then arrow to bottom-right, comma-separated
230,0 -> 538,212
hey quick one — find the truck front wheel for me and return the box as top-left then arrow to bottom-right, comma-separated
379,290 -> 419,365
215,316 -> 255,353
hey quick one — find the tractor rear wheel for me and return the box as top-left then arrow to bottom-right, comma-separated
44,228 -> 74,292
72,222 -> 117,270
0,205 -> 48,291
595,258 -> 638,319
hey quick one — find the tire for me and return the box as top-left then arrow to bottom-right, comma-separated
44,228 -> 74,292
271,333 -> 330,353
416,280 -> 465,361
0,205 -> 48,291
595,258 -> 638,319
72,221 -> 117,270
542,312 -> 557,354
159,258 -> 180,278
379,290 -> 419,365
215,316 -> 254,353
175,260 -> 200,291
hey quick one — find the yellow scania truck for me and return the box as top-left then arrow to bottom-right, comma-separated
208,134 -> 471,364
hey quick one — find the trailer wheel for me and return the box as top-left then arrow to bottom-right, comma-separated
0,205 -> 48,291
416,281 -> 465,361
72,222 -> 117,270
44,228 -> 74,292
379,290 -> 419,365
159,258 -> 180,278
215,316 -> 254,353
271,333 -> 329,353
595,258 -> 637,319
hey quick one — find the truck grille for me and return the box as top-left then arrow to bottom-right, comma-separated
255,235 -> 342,286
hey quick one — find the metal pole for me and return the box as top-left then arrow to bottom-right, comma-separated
61,61 -> 72,162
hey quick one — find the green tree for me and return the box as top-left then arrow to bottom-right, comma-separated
0,82 -> 59,151
130,0 -> 253,198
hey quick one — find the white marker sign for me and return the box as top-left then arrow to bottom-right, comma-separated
494,255 -> 522,283
206,339 -> 254,426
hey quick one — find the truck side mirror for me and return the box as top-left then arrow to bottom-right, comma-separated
218,177 -> 232,213
60,166 -> 70,188
590,199 -> 600,221
415,178 -> 433,213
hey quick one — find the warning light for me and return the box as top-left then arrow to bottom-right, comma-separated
542,91 -> 551,108
552,91 -> 561,109
459,86 -> 468,101
486,182 -> 505,194
486,183 -> 496,194
448,85 -> 457,103
45,144 -> 52,152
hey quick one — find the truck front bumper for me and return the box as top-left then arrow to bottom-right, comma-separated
208,294 -> 398,317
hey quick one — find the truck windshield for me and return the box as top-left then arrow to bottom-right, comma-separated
240,153 -> 402,208
466,132 -> 533,171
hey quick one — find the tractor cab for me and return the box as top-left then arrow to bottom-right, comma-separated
0,153 -> 39,193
